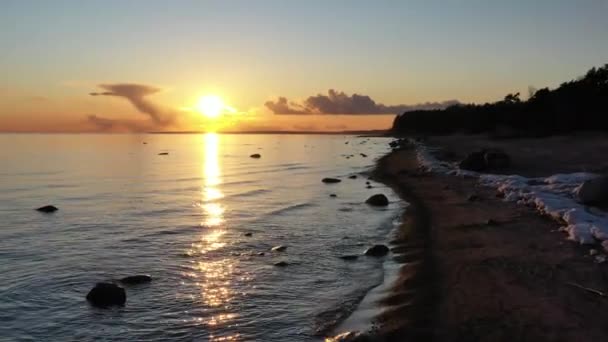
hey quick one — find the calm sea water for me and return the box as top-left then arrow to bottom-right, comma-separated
0,133 -> 401,341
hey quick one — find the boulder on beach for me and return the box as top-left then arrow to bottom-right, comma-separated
119,275 -> 152,285
365,194 -> 389,206
484,148 -> 511,169
86,282 -> 126,307
250,153 -> 261,158
36,205 -> 58,213
459,148 -> 511,172
364,244 -> 390,257
322,178 -> 341,184
271,245 -> 287,252
576,176 -> 608,204
459,151 -> 486,171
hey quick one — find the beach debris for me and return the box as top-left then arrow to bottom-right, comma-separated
486,219 -> 498,226
365,194 -> 389,206
250,153 -> 261,158
322,177 -> 341,184
86,282 -> 126,307
566,281 -> 606,297
244,232 -> 253,237
339,255 -> 359,261
119,275 -> 152,285
35,205 -> 58,213
364,244 -> 389,257
575,176 -> 608,204
158,152 -> 169,155
329,194 -> 337,198
274,261 -> 289,267
271,245 -> 287,252
348,175 -> 358,179
467,194 -> 479,202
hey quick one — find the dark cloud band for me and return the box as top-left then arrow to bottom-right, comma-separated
265,89 -> 459,115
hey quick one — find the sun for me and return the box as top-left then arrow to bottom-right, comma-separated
197,95 -> 224,118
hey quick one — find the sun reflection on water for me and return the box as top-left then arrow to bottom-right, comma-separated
183,133 -> 240,341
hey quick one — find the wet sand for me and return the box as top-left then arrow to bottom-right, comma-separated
370,141 -> 608,341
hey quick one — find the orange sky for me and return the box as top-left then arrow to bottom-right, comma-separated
2,2 -> 607,133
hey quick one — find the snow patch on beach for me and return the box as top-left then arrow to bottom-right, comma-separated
412,140 -> 608,253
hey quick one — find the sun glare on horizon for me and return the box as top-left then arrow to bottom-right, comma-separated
197,95 -> 225,118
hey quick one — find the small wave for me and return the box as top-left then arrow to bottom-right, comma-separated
265,202 -> 315,216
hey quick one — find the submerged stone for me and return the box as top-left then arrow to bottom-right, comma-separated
86,282 -> 126,307
119,275 -> 152,285
365,194 -> 389,206
36,205 -> 58,213
364,244 -> 390,257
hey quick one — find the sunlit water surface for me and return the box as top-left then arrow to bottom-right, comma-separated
0,134 -> 401,341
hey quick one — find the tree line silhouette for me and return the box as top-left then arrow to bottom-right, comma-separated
392,64 -> 608,137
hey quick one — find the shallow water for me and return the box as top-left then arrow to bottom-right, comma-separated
0,133 -> 401,341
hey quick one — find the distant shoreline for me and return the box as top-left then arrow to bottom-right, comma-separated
0,130 -> 389,136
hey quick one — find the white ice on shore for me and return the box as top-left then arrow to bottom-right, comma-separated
412,141 -> 608,252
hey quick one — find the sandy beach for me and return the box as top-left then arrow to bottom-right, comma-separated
369,134 -> 608,341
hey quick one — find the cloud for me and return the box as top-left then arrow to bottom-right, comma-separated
90,83 -> 175,125
85,114 -> 150,132
265,89 -> 460,115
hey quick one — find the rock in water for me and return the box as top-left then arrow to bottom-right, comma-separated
119,275 -> 152,285
250,153 -> 261,158
36,205 -> 58,213
86,282 -> 126,307
322,178 -> 341,184
364,244 -> 390,257
339,255 -> 359,261
459,151 -> 486,171
274,261 -> 288,267
244,232 -> 253,237
365,194 -> 389,206
271,245 -> 287,252
576,176 -> 608,204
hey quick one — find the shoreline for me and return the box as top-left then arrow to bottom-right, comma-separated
363,140 -> 608,341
